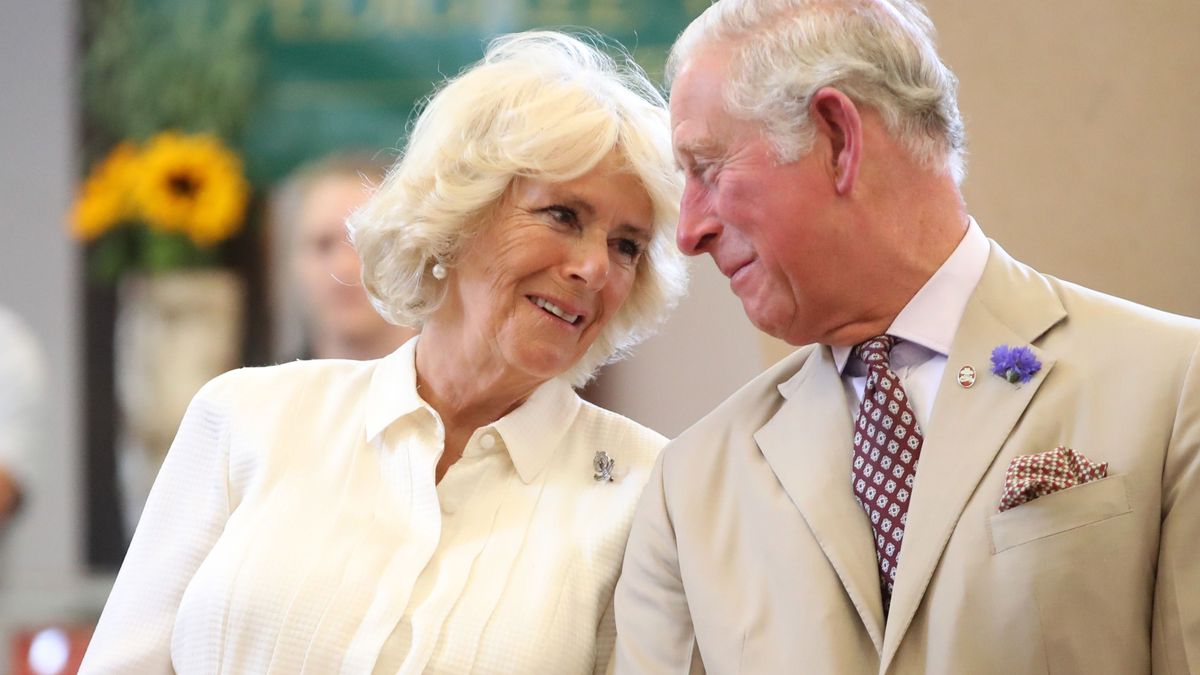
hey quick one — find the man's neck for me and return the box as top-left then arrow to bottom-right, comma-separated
824,175 -> 970,348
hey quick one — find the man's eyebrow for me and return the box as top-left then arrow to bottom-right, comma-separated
674,135 -> 721,168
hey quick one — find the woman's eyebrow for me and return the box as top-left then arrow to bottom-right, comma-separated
613,222 -> 653,242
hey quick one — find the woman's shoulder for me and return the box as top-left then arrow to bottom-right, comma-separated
573,399 -> 668,464
196,358 -> 379,411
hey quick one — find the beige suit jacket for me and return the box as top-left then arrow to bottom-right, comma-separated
614,243 -> 1200,674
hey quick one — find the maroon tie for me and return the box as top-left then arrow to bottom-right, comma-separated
849,335 -> 924,612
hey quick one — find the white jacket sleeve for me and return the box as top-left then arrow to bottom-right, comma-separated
80,372 -> 237,674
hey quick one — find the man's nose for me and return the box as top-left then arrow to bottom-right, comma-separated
675,181 -> 720,255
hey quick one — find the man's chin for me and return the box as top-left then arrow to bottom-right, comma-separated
742,302 -> 784,339
744,305 -> 811,346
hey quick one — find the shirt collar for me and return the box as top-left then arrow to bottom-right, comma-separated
364,335 -> 427,442
833,217 -> 990,373
364,335 -> 583,484
490,377 -> 581,484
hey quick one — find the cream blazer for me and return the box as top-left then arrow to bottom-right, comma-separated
614,243 -> 1200,674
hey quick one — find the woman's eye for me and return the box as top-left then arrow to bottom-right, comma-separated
544,205 -> 578,227
613,238 -> 643,262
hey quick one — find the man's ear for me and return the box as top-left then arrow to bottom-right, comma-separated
810,87 -> 862,195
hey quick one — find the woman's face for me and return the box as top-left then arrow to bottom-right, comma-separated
441,153 -> 654,386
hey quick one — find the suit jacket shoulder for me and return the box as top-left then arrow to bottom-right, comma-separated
669,343 -> 821,453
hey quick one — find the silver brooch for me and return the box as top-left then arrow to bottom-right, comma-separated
593,451 -> 615,482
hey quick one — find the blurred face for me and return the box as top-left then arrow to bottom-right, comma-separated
442,153 -> 652,385
671,50 -> 857,345
292,175 -> 386,341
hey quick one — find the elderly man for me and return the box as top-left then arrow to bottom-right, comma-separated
613,0 -> 1200,673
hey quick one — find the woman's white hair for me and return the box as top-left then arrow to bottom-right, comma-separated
349,30 -> 687,387
668,0 -> 967,184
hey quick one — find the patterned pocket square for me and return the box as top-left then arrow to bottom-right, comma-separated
998,446 -> 1108,512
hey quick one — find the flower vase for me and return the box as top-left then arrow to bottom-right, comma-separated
114,269 -> 243,536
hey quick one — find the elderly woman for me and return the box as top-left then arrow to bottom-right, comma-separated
81,32 -> 686,674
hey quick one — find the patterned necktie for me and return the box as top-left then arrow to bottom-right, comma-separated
849,335 -> 924,613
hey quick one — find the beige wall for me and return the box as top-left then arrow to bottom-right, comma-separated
597,0 -> 1200,435
934,0 -> 1200,319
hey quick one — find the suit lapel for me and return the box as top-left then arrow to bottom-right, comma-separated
754,346 -> 886,653
880,243 -> 1067,670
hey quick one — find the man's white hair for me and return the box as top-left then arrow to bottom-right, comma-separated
668,0 -> 967,184
349,31 -> 688,387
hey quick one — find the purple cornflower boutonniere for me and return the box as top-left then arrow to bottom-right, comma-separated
990,345 -> 1042,384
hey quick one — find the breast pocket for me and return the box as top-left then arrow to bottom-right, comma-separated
988,474 -> 1131,554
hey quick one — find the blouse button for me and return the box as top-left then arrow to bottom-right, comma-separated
479,432 -> 497,450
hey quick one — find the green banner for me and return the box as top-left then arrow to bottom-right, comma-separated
242,0 -> 706,182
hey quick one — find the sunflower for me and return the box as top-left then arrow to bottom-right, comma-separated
131,131 -> 249,246
70,142 -> 139,241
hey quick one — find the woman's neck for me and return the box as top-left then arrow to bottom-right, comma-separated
414,320 -> 541,481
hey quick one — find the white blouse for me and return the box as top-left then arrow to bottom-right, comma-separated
80,338 -> 665,674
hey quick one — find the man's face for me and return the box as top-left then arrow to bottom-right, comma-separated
670,50 -> 860,346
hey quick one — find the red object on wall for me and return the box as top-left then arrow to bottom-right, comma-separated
9,624 -> 93,675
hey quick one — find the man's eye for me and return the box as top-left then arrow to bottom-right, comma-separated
690,163 -> 716,184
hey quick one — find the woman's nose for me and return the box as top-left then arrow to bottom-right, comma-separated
566,236 -> 610,290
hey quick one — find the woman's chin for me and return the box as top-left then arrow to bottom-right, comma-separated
503,344 -> 579,383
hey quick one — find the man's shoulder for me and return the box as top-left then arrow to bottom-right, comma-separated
986,241 -> 1200,341
1047,273 -> 1200,338
663,343 -> 822,459
974,244 -> 1200,372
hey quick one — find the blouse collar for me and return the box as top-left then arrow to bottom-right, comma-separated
365,336 -> 582,484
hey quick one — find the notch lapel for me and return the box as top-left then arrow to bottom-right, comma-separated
754,346 -> 886,652
880,243 -> 1067,670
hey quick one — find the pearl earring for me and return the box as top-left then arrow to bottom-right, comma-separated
431,262 -> 447,280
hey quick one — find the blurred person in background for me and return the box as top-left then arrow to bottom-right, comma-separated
81,30 -> 686,674
0,306 -> 45,530
269,152 -> 418,362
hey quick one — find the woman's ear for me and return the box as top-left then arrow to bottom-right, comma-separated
809,87 -> 862,195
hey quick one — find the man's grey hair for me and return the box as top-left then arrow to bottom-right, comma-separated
668,0 -> 967,184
